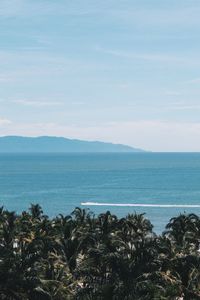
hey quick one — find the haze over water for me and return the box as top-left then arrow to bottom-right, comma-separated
1,152 -> 200,232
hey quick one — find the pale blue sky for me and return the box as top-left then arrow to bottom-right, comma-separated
1,0 -> 200,151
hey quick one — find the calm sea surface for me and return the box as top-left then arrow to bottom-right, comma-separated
1,153 -> 200,233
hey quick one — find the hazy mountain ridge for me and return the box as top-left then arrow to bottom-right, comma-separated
0,136 -> 145,153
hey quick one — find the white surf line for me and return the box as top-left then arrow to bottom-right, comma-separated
81,202 -> 200,208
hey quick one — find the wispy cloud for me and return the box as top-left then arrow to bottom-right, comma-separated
187,77 -> 200,83
0,0 -> 22,17
118,83 -> 129,89
170,104 -> 200,111
13,99 -> 63,107
0,0 -> 100,18
0,118 -> 12,126
165,91 -> 182,96
111,3 -> 200,29
1,1 -> 200,27
0,75 -> 12,82
96,47 -> 197,66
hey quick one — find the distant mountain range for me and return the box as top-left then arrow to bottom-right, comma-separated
0,136 -> 145,153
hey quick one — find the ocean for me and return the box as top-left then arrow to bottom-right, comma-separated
1,153 -> 200,233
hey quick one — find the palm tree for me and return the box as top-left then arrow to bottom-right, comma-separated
164,213 -> 200,251
1,204 -> 200,299
29,204 -> 43,220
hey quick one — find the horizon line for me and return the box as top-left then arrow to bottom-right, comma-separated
81,202 -> 200,208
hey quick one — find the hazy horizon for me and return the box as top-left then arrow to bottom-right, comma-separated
0,1 -> 199,151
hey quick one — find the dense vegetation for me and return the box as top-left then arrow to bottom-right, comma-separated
0,205 -> 200,299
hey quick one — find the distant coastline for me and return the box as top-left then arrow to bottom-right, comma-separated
0,136 -> 146,153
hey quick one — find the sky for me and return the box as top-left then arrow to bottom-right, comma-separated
1,0 -> 200,151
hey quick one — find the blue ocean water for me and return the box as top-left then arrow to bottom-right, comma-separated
0,153 -> 200,233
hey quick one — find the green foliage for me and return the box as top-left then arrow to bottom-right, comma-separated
0,205 -> 200,299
